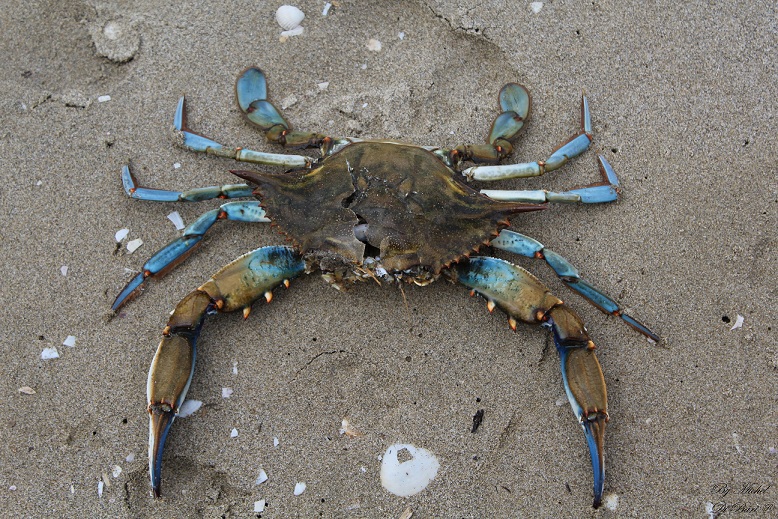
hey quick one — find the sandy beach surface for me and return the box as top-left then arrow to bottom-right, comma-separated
0,1 -> 775,517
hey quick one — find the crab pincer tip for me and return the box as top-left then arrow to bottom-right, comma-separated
148,406 -> 176,498
582,416 -> 606,509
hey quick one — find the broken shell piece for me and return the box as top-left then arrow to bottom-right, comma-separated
380,443 -> 439,497
41,347 -> 60,360
60,265 -> 68,276
167,211 -> 185,230
293,481 -> 306,495
63,335 -> 76,347
276,5 -> 305,30
177,399 -> 202,418
730,314 -> 744,330
280,26 -> 304,38
254,500 -> 266,512
255,468 -> 268,485
115,228 -> 129,242
230,428 -> 238,438
18,386 -> 36,395
126,238 -> 143,253
339,417 -> 364,437
367,39 -> 382,52
222,387 -> 233,398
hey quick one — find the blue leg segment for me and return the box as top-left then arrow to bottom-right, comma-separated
480,155 -> 620,204
112,201 -> 270,311
147,246 -> 305,497
174,96 -> 312,168
463,93 -> 594,181
122,165 -> 254,202
491,230 -> 659,341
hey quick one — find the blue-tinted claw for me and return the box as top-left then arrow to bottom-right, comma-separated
235,67 -> 268,112
499,83 -> 531,119
149,407 -> 177,498
583,416 -> 606,508
552,320 -> 608,509
244,99 -> 289,130
488,83 -> 531,144
235,67 -> 289,130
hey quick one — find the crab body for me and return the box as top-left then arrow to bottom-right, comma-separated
113,67 -> 658,508
234,140 -> 540,285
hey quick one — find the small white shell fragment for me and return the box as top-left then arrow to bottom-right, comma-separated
167,211 -> 185,230
293,481 -> 306,495
97,95 -> 111,103
126,238 -> 143,253
555,396 -> 567,406
112,465 -> 122,478
322,2 -> 332,16
398,31 -> 405,40
340,418 -> 364,437
230,428 -> 238,438
380,444 -> 440,497
317,81 -> 329,91
730,314 -> 744,330
280,94 -> 298,109
97,480 -> 104,497
41,347 -> 60,360
367,39 -> 382,52
280,26 -> 304,38
60,265 -> 68,276
35,179 -> 42,186
273,437 -> 279,447
399,507 -> 414,519
69,484 -> 74,494
9,485 -> 17,491
125,453 -> 135,462
276,5 -> 305,30
254,499 -> 266,512
177,399 -> 202,418
173,162 -> 181,169
530,2 -> 544,13
232,361 -> 238,375
115,228 -> 129,242
603,493 -> 618,510
63,335 -> 76,348
222,387 -> 233,398
255,468 -> 268,485
18,386 -> 36,395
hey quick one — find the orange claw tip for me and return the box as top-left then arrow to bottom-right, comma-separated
264,291 -> 273,303
242,306 -> 251,320
486,300 -> 496,313
283,279 -> 291,288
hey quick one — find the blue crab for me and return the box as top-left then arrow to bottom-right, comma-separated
113,67 -> 658,507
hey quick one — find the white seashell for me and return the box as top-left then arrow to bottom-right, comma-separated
276,5 -> 305,31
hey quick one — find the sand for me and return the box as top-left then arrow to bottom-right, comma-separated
0,1 -> 775,517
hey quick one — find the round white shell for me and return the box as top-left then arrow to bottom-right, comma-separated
276,5 -> 305,31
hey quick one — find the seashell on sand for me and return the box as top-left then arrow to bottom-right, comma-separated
276,5 -> 305,31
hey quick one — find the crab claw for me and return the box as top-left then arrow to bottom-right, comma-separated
148,404 -> 177,498
550,307 -> 608,509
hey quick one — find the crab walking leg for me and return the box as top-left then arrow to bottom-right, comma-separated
235,67 -> 355,155
147,246 -> 305,497
462,94 -> 593,181
174,96 -> 313,168
480,155 -> 620,204
112,201 -> 270,311
491,230 -> 659,341
121,165 -> 254,202
452,256 -> 608,508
